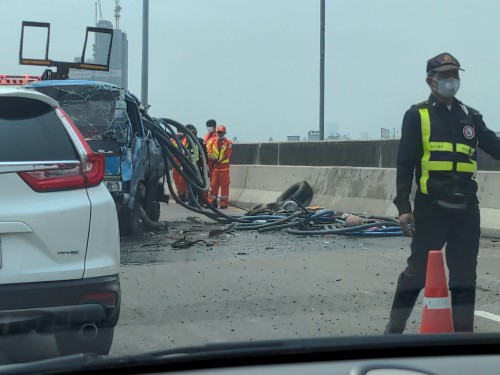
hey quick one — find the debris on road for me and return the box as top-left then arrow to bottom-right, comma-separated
171,237 -> 212,249
209,223 -> 237,237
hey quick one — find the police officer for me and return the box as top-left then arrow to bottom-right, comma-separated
385,52 -> 500,333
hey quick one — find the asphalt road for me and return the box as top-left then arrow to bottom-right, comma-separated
2,202 -> 500,363
112,203 -> 500,355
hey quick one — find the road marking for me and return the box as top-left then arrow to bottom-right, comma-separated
475,310 -> 500,323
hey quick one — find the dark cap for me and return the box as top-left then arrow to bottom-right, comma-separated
186,124 -> 197,133
426,52 -> 464,73
206,119 -> 216,127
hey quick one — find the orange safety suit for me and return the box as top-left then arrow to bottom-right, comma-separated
203,132 -> 217,204
207,137 -> 233,208
203,131 -> 217,175
172,137 -> 189,202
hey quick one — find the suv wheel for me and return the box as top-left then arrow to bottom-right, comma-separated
55,327 -> 114,356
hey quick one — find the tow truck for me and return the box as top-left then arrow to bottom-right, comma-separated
4,21 -> 167,235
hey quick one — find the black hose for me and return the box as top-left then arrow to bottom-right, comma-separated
161,152 -> 254,224
254,211 -> 303,229
258,221 -> 302,233
368,215 -> 400,224
142,115 -> 208,191
163,155 -> 220,221
159,118 -> 210,190
286,221 -> 399,235
234,211 -> 304,230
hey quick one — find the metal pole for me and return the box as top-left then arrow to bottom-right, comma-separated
141,0 -> 149,110
319,0 -> 325,140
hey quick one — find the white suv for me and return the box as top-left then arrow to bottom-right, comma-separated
0,87 -> 121,355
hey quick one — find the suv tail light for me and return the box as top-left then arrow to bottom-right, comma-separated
19,155 -> 105,192
18,107 -> 105,192
83,153 -> 106,187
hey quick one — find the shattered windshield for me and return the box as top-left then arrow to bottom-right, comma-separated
34,84 -> 130,143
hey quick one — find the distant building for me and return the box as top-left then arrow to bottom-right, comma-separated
325,122 -> 339,139
287,135 -> 300,142
308,130 -> 320,141
69,19 -> 128,89
381,127 -> 401,139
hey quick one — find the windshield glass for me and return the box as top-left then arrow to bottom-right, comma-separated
2,0 -> 500,370
34,84 -> 130,143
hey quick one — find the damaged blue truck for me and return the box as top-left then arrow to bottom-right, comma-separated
27,80 -> 167,236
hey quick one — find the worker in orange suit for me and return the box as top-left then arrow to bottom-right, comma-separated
204,119 -> 217,145
204,119 -> 217,174
172,133 -> 189,203
207,125 -> 232,209
203,119 -> 218,206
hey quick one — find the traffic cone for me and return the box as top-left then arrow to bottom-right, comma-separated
420,250 -> 454,333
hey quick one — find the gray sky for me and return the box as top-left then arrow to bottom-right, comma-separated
3,0 -> 500,142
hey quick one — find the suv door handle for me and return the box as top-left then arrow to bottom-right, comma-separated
0,222 -> 32,234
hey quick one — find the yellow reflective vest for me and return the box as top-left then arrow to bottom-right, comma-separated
417,103 -> 477,195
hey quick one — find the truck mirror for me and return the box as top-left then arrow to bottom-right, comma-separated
19,21 -> 51,66
80,27 -> 113,71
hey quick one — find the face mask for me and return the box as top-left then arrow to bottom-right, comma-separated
218,135 -> 225,140
433,77 -> 460,98
207,127 -> 215,133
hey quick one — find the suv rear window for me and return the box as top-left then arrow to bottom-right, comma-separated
0,97 -> 79,162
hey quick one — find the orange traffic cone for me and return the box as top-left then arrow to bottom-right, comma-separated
420,250 -> 454,334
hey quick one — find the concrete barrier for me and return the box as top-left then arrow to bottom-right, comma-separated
231,139 -> 500,170
230,165 -> 500,238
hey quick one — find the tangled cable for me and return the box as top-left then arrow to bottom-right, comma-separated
231,201 -> 403,236
141,113 -> 252,224
141,114 -> 403,237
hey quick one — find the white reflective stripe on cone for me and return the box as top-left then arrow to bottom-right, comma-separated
423,297 -> 450,309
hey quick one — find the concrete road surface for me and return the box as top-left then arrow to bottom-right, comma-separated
2,202 -> 500,364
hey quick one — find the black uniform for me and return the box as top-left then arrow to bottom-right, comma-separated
387,94 -> 500,333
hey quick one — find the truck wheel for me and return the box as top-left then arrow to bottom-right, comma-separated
55,327 -> 114,356
119,198 -> 141,236
146,201 -> 161,222
143,182 -> 161,223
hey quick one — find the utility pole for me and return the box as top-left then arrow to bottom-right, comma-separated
319,0 -> 325,140
141,0 -> 149,111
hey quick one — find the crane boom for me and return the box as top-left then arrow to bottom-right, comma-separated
95,0 -> 103,25
114,0 -> 122,29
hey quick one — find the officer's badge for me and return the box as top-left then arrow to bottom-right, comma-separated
463,125 -> 475,139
